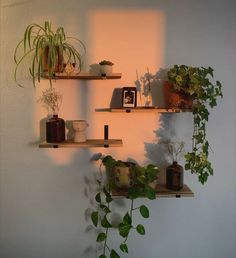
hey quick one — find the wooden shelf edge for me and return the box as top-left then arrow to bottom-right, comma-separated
39,139 -> 123,148
41,72 -> 122,80
112,184 -> 194,198
95,107 -> 192,113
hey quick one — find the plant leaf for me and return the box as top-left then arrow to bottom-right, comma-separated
136,224 -> 145,235
96,232 -> 106,242
91,211 -> 98,227
123,212 -> 132,225
139,205 -> 149,218
101,216 -> 112,228
100,204 -> 111,213
120,243 -> 128,253
95,192 -> 101,203
144,186 -> 156,200
110,249 -> 120,258
99,255 -> 107,258
118,223 -> 132,238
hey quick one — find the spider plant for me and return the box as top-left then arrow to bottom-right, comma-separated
14,21 -> 86,87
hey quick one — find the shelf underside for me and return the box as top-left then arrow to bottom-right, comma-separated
95,107 -> 192,113
39,139 -> 123,148
112,184 -> 194,198
41,72 -> 122,80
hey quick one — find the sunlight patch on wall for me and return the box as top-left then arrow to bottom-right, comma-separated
87,9 -> 165,84
86,9 -> 166,163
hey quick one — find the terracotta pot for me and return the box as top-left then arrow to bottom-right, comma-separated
163,82 -> 193,109
43,46 -> 63,73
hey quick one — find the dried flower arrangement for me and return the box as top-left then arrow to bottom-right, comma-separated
38,87 -> 63,115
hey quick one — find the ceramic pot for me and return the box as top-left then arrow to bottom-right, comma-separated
113,162 -> 134,189
72,120 -> 88,143
46,114 -> 65,143
100,65 -> 113,76
164,82 -> 193,109
43,46 -> 63,73
166,161 -> 183,190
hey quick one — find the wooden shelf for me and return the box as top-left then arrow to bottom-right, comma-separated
39,139 -> 123,148
95,107 -> 192,113
112,184 -> 194,198
41,72 -> 122,80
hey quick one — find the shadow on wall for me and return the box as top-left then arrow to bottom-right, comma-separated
109,68 -> 169,108
144,114 -> 177,184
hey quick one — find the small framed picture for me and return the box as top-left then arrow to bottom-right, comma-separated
122,87 -> 137,108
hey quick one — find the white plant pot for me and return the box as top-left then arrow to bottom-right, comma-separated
72,120 -> 88,143
100,65 -> 113,75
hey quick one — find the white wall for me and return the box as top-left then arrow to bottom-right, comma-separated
0,0 -> 235,258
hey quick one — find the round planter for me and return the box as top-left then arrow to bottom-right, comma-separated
100,65 -> 113,76
164,82 -> 193,109
113,162 -> 134,189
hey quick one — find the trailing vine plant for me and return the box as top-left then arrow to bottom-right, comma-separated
167,65 -> 223,184
90,155 -> 159,258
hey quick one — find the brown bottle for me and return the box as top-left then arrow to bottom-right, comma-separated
166,161 -> 183,190
46,115 -> 65,143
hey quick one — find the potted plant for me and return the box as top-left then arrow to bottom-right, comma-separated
14,21 -> 85,87
163,140 -> 185,190
167,65 -> 223,184
91,154 -> 159,258
38,87 -> 65,143
99,60 -> 114,76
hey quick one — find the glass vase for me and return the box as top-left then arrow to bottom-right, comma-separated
166,161 -> 183,190
46,114 -> 65,143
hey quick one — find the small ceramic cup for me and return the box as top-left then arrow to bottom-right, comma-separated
72,120 -> 88,143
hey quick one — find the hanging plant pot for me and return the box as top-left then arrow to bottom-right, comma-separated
163,82 -> 193,109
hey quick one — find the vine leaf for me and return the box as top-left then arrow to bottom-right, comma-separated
96,232 -> 106,242
139,205 -> 149,218
136,224 -> 145,235
144,187 -> 156,200
123,212 -> 132,225
118,223 -> 132,238
91,211 -> 98,227
120,243 -> 128,253
95,192 -> 101,203
101,216 -> 112,228
99,255 -> 107,258
110,249 -> 120,258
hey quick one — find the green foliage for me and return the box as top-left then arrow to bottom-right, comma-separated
110,249 -> 120,258
97,232 -> 107,242
120,243 -> 128,253
99,60 -> 114,66
136,224 -> 145,235
91,211 -> 98,227
167,65 -> 222,184
91,155 -> 159,257
14,21 -> 85,87
139,205 -> 149,218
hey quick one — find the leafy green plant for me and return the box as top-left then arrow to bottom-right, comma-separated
99,60 -> 114,66
167,65 -> 223,184
91,155 -> 159,258
14,21 -> 85,87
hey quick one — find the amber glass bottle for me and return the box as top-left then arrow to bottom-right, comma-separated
166,161 -> 183,190
46,115 -> 65,143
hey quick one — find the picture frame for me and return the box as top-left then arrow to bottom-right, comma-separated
122,87 -> 137,108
